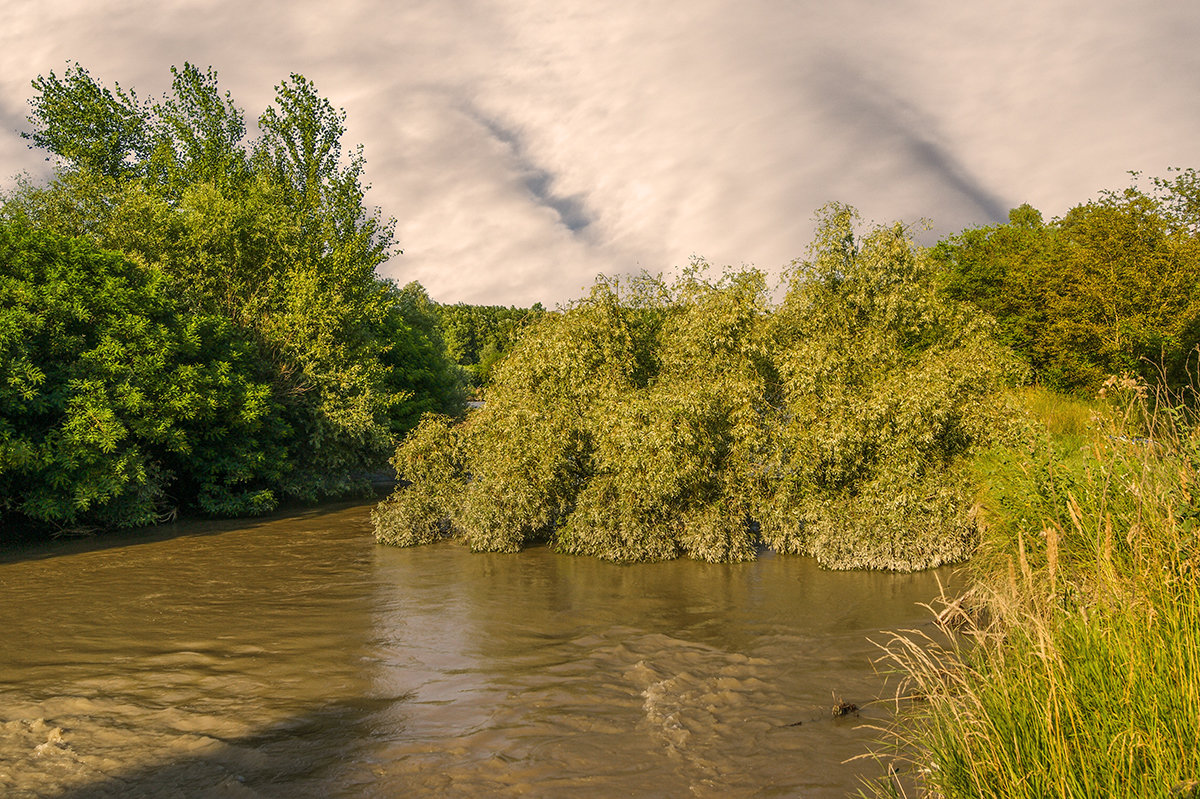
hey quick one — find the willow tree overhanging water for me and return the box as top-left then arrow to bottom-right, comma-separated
374,205 -> 1027,570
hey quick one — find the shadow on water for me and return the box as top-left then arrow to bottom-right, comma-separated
0,497 -> 382,566
40,692 -> 415,799
0,502 -> 404,798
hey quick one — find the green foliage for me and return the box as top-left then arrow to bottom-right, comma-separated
765,204 -> 1026,569
148,63 -> 250,191
436,302 -> 546,388
376,208 -> 1019,568
372,414 -> 467,547
549,269 -> 773,563
253,73 -> 395,275
0,224 -> 167,529
933,176 -> 1200,392
380,283 -> 467,436
22,63 -> 150,179
0,221 -> 288,534
3,62 -> 464,536
877,381 -> 1200,798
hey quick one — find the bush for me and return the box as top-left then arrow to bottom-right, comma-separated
375,207 -> 1021,568
0,221 -> 288,534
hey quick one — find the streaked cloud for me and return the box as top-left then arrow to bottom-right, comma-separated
2,0 -> 1197,305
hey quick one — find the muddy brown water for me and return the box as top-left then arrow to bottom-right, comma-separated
0,501 -> 953,798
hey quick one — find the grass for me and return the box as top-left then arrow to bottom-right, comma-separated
865,375 -> 1200,798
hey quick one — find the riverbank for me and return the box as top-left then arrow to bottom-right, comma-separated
8,383 -> 1195,797
872,382 -> 1200,798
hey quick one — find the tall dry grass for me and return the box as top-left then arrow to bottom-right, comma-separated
866,374 -> 1200,798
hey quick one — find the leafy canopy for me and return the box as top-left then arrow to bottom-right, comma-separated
3,62 -> 463,535
0,220 -> 288,535
375,205 -> 1020,569
932,173 -> 1200,392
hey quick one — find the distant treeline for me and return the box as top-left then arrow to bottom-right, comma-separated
435,302 -> 546,390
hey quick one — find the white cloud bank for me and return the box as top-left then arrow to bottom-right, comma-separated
2,0 -> 1198,305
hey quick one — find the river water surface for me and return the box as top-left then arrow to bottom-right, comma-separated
0,501 -> 952,798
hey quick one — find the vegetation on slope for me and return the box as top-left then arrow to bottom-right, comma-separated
874,378 -> 1200,798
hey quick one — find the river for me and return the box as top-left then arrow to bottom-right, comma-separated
0,501 -> 952,798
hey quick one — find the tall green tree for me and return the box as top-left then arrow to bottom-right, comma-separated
5,62 -> 462,532
933,176 -> 1200,391
21,63 -> 149,179
148,63 -> 250,191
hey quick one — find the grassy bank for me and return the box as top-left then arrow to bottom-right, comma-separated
872,379 -> 1200,798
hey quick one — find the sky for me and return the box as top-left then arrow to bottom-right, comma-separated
2,1 -> 1198,307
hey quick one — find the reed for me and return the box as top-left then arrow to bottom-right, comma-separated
868,374 -> 1200,798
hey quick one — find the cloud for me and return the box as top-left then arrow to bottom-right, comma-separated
802,56 -> 1010,223
2,0 -> 1199,305
459,105 -> 593,235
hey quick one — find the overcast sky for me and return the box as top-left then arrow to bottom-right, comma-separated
2,1 -> 1198,306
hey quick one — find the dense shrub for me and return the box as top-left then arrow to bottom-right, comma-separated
0,221 -> 288,534
763,205 -> 1026,568
375,205 -> 1022,568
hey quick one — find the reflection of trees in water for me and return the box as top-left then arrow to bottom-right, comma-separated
451,545 -> 954,652
373,542 -> 952,796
